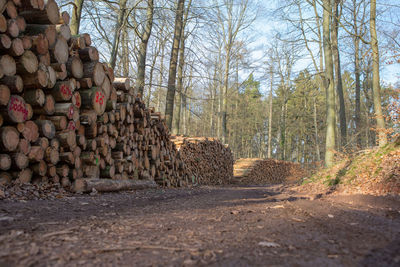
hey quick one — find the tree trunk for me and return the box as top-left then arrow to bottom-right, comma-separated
70,0 -> 84,35
109,0 -> 128,69
136,0 -> 154,96
332,0 -> 346,148
165,0 -> 185,129
267,65 -> 273,158
354,22 -> 362,147
370,0 -> 387,146
323,0 -> 336,167
313,96 -> 321,161
173,33 -> 185,135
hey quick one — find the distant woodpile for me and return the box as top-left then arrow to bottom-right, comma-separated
233,158 -> 306,184
171,136 -> 234,185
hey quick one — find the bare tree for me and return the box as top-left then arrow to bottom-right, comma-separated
370,0 -> 387,146
133,0 -> 154,96
165,0 -> 185,129
322,0 -> 336,167
70,0 -> 84,35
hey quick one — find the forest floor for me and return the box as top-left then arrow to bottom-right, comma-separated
1,184 -> 400,266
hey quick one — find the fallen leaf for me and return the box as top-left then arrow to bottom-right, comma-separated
271,205 -> 285,209
258,241 -> 280,248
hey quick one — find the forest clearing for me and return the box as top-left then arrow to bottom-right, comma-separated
0,0 -> 399,266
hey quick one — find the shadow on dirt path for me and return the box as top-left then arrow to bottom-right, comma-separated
1,185 -> 400,266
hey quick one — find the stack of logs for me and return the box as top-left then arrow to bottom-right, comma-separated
0,0 -> 189,189
233,158 -> 306,184
171,136 -> 234,185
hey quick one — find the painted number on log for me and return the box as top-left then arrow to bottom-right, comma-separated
74,93 -> 81,108
60,84 -> 72,98
68,105 -> 74,117
9,96 -> 28,120
67,121 -> 76,130
95,91 -> 105,105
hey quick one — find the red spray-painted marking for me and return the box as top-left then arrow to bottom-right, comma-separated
95,91 -> 105,105
60,84 -> 72,98
8,96 -> 28,120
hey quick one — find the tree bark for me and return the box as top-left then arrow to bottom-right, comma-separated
370,0 -> 387,146
165,0 -> 185,129
135,0 -> 154,96
332,0 -> 346,148
267,65 -> 273,158
323,0 -> 336,167
70,0 -> 84,35
109,0 -> 128,69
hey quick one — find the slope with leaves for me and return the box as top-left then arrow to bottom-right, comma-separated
300,141 -> 400,196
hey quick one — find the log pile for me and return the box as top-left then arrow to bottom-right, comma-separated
0,0 -> 190,191
171,136 -> 234,185
233,158 -> 306,184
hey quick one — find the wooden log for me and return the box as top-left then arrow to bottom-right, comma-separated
68,35 -> 85,50
80,87 -> 106,115
23,88 -> 45,107
5,1 -> 17,19
33,136 -> 49,149
56,24 -> 71,41
53,102 -> 76,120
78,46 -> 99,62
21,35 -> 32,49
25,24 -> 56,47
56,164 -> 69,177
50,36 -> 68,64
7,18 -> 19,37
30,33 -> 48,55
28,145 -> 44,162
2,95 -> 28,123
20,120 -> 39,142
44,147 -> 59,165
0,84 -> 10,106
47,80 -> 74,101
13,168 -> 31,183
16,50 -> 39,74
81,33 -> 91,46
8,37 -> 24,56
0,54 -> 16,76
0,14 -> 6,33
79,109 -> 97,125
10,152 -> 28,169
16,16 -> 26,32
58,130 -> 76,149
18,0 -> 60,25
59,11 -> 70,25
82,61 -> 105,86
35,119 -> 55,139
0,153 -> 11,170
66,56 -> 83,78
18,137 -> 30,155
21,68 -> 47,88
32,94 -> 55,115
0,33 -> 11,50
0,171 -> 12,185
113,77 -> 130,91
73,179 -> 158,193
38,51 -> 50,66
78,77 -> 92,89
31,160 -> 47,176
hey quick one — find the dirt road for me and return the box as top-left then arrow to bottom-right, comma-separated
1,185 -> 399,266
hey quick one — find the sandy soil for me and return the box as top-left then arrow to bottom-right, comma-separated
1,185 -> 399,266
